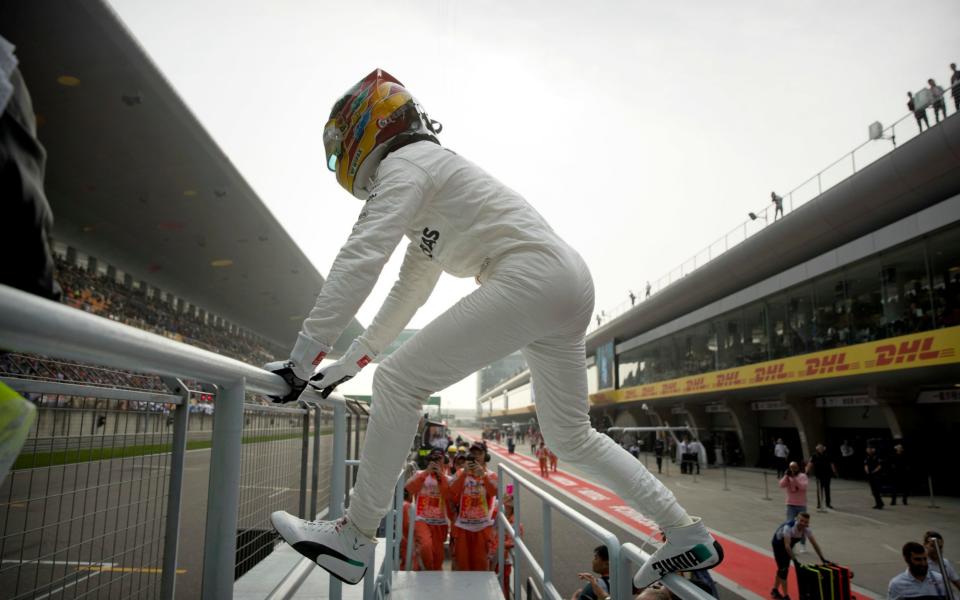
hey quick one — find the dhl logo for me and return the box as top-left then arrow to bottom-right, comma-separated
641,386 -> 657,397
754,363 -> 789,383
874,337 -> 940,366
661,382 -> 679,394
805,352 -> 852,376
715,372 -> 742,388
685,377 -> 707,392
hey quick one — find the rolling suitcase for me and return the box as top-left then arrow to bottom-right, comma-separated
818,563 -> 852,600
797,564 -> 825,600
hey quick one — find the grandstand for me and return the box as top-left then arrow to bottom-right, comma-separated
481,101 -> 960,487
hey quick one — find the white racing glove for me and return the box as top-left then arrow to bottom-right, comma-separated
309,338 -> 376,399
263,334 -> 332,404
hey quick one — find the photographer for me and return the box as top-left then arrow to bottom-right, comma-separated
450,442 -> 498,570
405,448 -> 452,570
779,461 -> 809,521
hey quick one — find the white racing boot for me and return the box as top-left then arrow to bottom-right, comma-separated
633,517 -> 724,588
271,511 -> 375,585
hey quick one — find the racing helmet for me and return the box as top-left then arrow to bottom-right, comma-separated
323,68 -> 441,200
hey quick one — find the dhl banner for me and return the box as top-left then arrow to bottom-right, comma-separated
589,326 -> 960,406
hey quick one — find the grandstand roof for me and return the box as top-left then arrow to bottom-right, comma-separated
587,116 -> 960,354
0,1 -> 363,353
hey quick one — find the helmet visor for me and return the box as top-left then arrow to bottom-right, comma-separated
323,118 -> 342,172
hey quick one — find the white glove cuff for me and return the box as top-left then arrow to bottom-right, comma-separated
346,338 -> 377,370
290,333 -> 332,380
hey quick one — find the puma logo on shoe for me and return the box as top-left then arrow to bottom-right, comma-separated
651,544 -> 715,577
353,538 -> 365,551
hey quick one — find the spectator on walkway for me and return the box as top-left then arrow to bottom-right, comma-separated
678,436 -> 692,474
629,290 -> 637,306
537,441 -> 550,478
888,541 -> 947,600
654,436 -> 665,474
929,79 -> 947,123
951,63 -> 960,112
908,91 -> 930,133
687,438 -> 703,475
864,445 -> 885,509
635,584 -> 674,600
629,440 -> 641,459
549,447 -> 559,472
449,442 -> 497,571
569,545 -> 611,600
773,438 -> 790,478
779,461 -> 808,521
770,513 -> 828,600
645,281 -> 652,298
771,192 -> 784,221
889,443 -> 910,506
405,448 -> 451,570
806,444 -> 837,509
924,531 -> 960,593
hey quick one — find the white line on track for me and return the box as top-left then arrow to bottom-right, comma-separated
1,560 -> 116,566
34,572 -> 102,600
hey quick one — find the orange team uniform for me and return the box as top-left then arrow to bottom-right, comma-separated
537,446 -> 550,478
489,507 -> 523,597
404,469 -> 451,570
450,468 -> 498,570
398,499 -> 422,570
549,449 -> 558,472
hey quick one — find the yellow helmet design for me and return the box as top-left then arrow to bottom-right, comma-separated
323,68 -> 441,199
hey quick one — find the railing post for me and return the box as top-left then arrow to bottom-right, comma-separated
329,402 -> 347,600
512,473 -> 522,600
161,381 -> 190,600
311,408 -> 321,518
497,470 -> 506,592
345,412 -> 353,506
299,411 -> 309,518
542,500 -> 552,589
763,471 -> 771,500
817,172 -> 822,195
201,379 -> 245,600
928,474 -> 940,508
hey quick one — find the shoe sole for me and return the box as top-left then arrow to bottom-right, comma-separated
270,513 -> 368,585
634,540 -> 725,587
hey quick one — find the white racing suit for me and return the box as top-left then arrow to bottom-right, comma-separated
299,141 -> 688,534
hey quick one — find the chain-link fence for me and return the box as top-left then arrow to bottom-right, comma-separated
0,375 -> 344,599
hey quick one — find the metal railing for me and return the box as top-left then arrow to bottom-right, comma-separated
0,283 -> 347,599
588,109 -> 954,334
495,463 -> 714,600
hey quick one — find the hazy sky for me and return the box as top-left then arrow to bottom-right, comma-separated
107,0 -> 959,409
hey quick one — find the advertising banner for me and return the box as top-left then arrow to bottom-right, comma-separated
589,326 -> 960,406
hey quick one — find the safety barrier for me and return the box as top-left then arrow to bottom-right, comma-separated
495,463 -> 715,600
0,283 -> 346,599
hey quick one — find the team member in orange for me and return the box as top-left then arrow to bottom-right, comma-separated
537,442 -> 550,478
450,442 -> 498,570
549,448 -> 558,472
404,448 -> 451,570
491,489 -> 523,598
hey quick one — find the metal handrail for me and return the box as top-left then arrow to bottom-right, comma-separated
0,284 -> 286,395
587,109 -> 949,335
0,283 -> 353,600
496,463 -> 623,599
